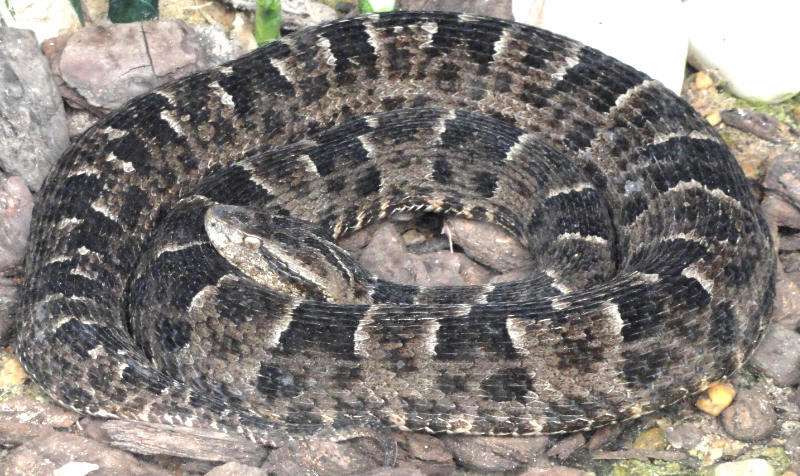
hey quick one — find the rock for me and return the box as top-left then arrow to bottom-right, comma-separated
665,423 -> 703,450
712,458 -> 775,476
359,222 -> 417,284
43,21 -> 215,113
0,391 -> 77,447
205,461 -> 264,476
779,234 -> 800,251
0,176 -> 34,270
0,0 -> 81,43
441,435 -> 548,472
514,0 -> 687,93
456,255 -> 493,285
191,23 -> 248,67
631,427 -> 667,450
785,431 -> 800,462
396,432 -> 452,464
720,109 -> 793,144
65,107 -> 98,139
546,433 -> 585,460
586,425 -> 622,451
282,0 -> 338,31
335,2 -> 358,17
445,217 -> 532,272
0,275 -> 17,343
520,467 -> 591,476
411,250 -> 465,286
749,324 -> 800,386
771,268 -> 800,329
0,357 -> 26,386
761,153 -> 800,230
696,382 -> 736,416
694,71 -> 714,90
398,0 -> 512,19
685,0 -> 800,103
0,28 -> 70,191
100,419 -> 266,464
1,432 -> 170,476
261,438 -> 382,475
720,389 -> 776,442
361,466 -> 426,476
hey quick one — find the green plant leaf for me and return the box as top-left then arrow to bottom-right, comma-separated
108,0 -> 158,23
358,0 -> 395,13
254,0 -> 281,45
69,0 -> 84,25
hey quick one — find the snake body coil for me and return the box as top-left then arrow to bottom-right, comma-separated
16,11 -> 775,454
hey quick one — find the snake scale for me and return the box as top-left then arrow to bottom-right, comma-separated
15,11 -> 776,463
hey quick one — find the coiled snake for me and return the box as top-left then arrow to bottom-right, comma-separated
15,11 -> 775,464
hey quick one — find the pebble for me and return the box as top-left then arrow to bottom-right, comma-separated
0,357 -> 26,386
720,389 -> 776,442
685,0 -> 800,102
706,111 -> 722,126
586,425 -> 622,451
750,324 -> 800,386
261,437 -> 382,475
713,458 -> 775,476
695,71 -> 715,90
696,382 -> 737,416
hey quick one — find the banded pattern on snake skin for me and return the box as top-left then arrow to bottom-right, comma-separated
16,11 -> 775,461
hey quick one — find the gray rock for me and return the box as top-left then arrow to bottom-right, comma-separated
445,217 -> 533,272
750,324 -> 800,386
359,222 -> 417,284
0,28 -> 70,192
43,21 -> 216,113
0,175 -> 34,270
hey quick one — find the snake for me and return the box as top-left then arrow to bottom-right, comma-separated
15,11 -> 776,465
